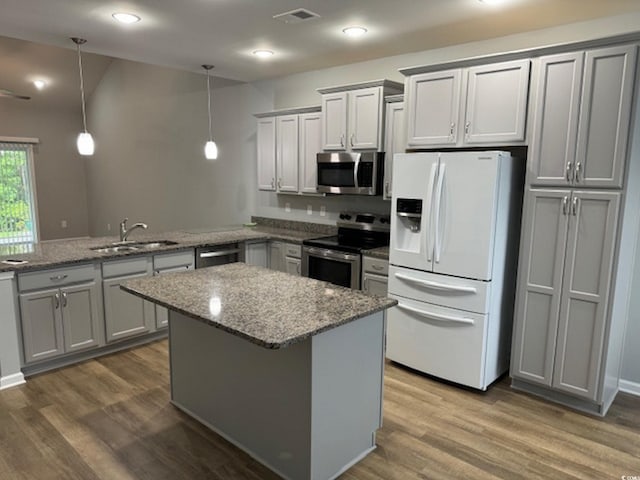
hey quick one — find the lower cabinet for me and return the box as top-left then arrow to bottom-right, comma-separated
102,256 -> 155,343
269,241 -> 302,275
244,240 -> 269,268
18,263 -> 104,364
153,251 -> 195,329
362,256 -> 389,296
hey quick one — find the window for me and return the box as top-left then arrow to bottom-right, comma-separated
0,141 -> 38,247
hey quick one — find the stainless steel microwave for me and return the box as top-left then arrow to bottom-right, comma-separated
316,152 -> 384,195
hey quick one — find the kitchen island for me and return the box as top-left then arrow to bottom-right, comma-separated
122,262 -> 396,480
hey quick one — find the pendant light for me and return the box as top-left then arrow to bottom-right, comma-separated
202,65 -> 218,160
71,37 -> 95,156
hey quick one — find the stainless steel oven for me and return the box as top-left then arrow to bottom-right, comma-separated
302,246 -> 361,290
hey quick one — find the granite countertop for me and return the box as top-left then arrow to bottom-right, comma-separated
363,246 -> 389,260
122,262 -> 397,349
0,225 -> 330,274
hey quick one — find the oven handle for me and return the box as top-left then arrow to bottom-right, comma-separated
305,247 -> 360,262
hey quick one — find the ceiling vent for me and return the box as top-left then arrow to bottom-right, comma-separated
273,8 -> 320,24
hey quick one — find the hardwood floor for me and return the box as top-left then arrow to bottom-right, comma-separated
1,339 -> 638,479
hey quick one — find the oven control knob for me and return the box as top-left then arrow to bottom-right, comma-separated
339,214 -> 345,220
344,214 -> 352,220
380,217 -> 388,224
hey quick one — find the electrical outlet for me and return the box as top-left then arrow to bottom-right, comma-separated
285,203 -> 291,213
320,205 -> 326,217
60,220 -> 67,229
107,223 -> 111,231
307,205 -> 313,215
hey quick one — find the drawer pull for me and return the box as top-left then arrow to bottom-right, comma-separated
62,292 -> 68,307
372,264 -> 385,271
50,274 -> 68,281
395,273 -> 477,293
397,303 -> 474,325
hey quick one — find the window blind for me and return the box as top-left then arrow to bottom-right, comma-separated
0,142 -> 38,245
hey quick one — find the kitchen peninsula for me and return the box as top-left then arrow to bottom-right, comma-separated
121,262 -> 397,480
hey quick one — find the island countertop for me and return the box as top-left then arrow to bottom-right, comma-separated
121,262 -> 397,349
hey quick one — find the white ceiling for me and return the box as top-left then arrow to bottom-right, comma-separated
1,0 -> 639,109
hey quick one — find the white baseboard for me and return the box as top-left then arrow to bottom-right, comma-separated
619,379 -> 640,396
0,372 -> 25,390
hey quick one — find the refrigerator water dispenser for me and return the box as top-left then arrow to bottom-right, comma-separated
394,198 -> 423,252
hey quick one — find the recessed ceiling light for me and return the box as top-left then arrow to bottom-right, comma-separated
342,26 -> 368,38
33,80 -> 46,90
253,50 -> 274,59
478,0 -> 504,4
112,12 -> 141,24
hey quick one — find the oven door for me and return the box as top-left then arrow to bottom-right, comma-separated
302,246 -> 361,290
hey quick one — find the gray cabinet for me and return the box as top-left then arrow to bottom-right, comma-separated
276,115 -> 299,192
529,45 -> 637,188
383,95 -> 404,201
405,59 -> 530,148
299,112 -> 322,194
257,117 -> 276,191
269,241 -> 286,272
362,256 -> 389,297
318,80 -> 403,152
102,256 -> 155,343
153,251 -> 195,329
511,188 -> 620,402
18,264 -> 103,364
269,241 -> 301,275
244,241 -> 269,268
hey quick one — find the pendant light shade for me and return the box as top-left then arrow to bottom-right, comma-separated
72,37 -> 94,156
203,65 -> 218,160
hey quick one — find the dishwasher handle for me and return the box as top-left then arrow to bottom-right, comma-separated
199,248 -> 240,258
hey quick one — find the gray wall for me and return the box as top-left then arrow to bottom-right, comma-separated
84,59 -> 256,236
0,102 -> 90,240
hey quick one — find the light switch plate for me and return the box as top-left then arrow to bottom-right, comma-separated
307,205 -> 312,215
285,203 -> 291,212
320,205 -> 326,217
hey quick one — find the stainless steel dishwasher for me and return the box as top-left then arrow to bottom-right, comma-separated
195,243 -> 241,268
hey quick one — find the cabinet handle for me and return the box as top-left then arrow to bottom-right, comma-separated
572,196 -> 579,216
363,278 -> 369,292
62,292 -> 68,307
296,263 -> 300,274
562,196 -> 569,215
575,162 -> 582,182
54,293 -> 60,309
385,182 -> 390,196
271,178 -> 275,189
450,123 -> 455,136
350,133 -> 354,147
277,178 -> 282,189
50,274 -> 68,282
340,134 -> 345,148
566,162 -> 573,182
372,264 -> 384,271
464,122 -> 470,134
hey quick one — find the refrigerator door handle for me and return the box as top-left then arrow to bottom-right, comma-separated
394,273 -> 477,293
425,162 -> 439,263
397,303 -> 475,325
434,163 -> 446,263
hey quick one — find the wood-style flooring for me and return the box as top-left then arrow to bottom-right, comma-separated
0,339 -> 638,479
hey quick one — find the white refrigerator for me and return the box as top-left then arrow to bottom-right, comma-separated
387,151 -> 523,390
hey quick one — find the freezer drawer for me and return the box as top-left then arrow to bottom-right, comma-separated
388,265 -> 490,314
386,294 -> 489,389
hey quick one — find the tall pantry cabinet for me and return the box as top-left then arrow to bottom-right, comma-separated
511,44 -> 639,415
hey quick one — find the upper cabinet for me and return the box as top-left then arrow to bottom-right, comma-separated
383,95 -> 405,200
255,106 -> 322,194
529,45 -> 637,188
404,59 -> 530,148
318,80 -> 403,152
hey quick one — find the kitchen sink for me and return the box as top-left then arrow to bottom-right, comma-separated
91,240 -> 178,254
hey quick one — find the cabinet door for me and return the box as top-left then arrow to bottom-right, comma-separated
575,45 -> 637,188
299,112 -> 322,194
406,69 -> 461,147
383,101 -> 404,200
363,272 -> 388,297
285,257 -> 301,276
276,114 -> 299,192
464,59 -> 530,144
19,288 -> 64,363
269,241 -> 286,272
511,189 -> 570,387
257,117 -> 276,191
322,92 -> 347,150
553,191 -> 620,400
528,52 -> 584,186
349,87 -> 382,150
103,273 -> 154,342
154,265 -> 192,329
61,282 -> 103,353
244,241 -> 269,268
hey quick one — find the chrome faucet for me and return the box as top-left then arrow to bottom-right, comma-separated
119,217 -> 148,242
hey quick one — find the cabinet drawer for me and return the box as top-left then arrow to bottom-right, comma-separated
153,250 -> 194,270
18,263 -> 98,292
102,256 -> 151,279
363,256 -> 389,276
388,265 -> 490,314
284,244 -> 301,258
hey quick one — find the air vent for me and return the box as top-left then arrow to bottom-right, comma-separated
273,8 -> 320,24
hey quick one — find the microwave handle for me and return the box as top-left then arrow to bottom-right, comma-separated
353,156 -> 360,189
